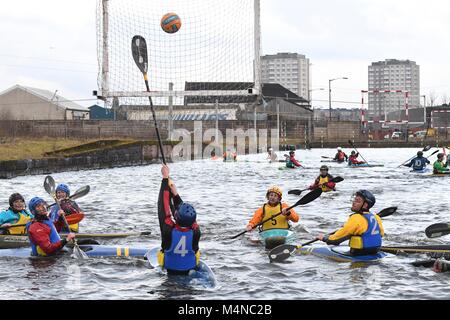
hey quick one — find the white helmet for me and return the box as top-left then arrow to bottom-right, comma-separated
337,147 -> 342,151
268,148 -> 273,152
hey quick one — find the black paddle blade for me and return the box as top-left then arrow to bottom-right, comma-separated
423,145 -> 432,152
70,185 -> 90,201
131,35 -> 148,74
330,176 -> 344,183
297,188 -> 322,205
44,176 -> 56,195
268,244 -> 298,263
378,207 -> 397,218
288,189 -> 304,196
425,223 -> 450,239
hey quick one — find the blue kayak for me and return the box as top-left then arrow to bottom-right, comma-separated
146,248 -> 217,288
348,163 -> 384,168
0,245 -> 150,258
410,168 -> 431,174
259,229 -> 296,250
299,245 -> 387,263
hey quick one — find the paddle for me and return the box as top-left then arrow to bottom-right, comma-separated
321,156 -> 333,159
47,185 -> 90,209
132,35 -> 166,165
348,140 -> 370,165
229,188 -> 323,240
425,223 -> 450,239
44,176 -> 88,259
268,206 -> 398,263
381,245 -> 450,255
397,145 -> 433,168
288,176 -> 344,196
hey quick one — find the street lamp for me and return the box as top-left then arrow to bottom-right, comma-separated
329,77 -> 348,120
308,88 -> 325,110
421,95 -> 427,125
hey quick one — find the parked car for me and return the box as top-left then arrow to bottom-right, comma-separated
391,132 -> 404,140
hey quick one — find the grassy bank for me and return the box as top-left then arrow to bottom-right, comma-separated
0,138 -> 97,161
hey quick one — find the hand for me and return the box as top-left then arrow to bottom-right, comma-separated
58,209 -> 65,218
66,233 -> 76,242
316,234 -> 325,241
161,164 -> 170,179
282,208 -> 290,216
246,225 -> 254,232
168,180 -> 178,196
1,223 -> 11,228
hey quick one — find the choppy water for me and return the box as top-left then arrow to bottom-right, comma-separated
0,148 -> 449,300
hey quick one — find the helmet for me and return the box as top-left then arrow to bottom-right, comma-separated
28,197 -> 47,215
289,151 -> 295,155
9,193 -> 25,208
268,148 -> 273,152
355,190 -> 376,209
174,203 -> 197,227
351,151 -> 356,155
56,184 -> 70,196
417,151 -> 424,157
437,153 -> 445,159
267,186 -> 282,200
320,165 -> 329,171
337,147 -> 342,151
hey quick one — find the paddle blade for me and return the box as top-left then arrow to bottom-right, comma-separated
378,207 -> 397,218
70,186 -> 90,201
425,223 -> 450,239
297,188 -> 322,206
288,189 -> 304,196
268,244 -> 298,263
131,35 -> 148,74
423,145 -> 432,152
44,176 -> 56,195
71,243 -> 89,260
330,176 -> 344,184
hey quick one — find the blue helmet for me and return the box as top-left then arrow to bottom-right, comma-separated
355,190 -> 376,209
28,197 -> 46,215
56,184 -> 70,196
174,203 -> 197,227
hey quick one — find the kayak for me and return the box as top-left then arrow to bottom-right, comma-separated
381,245 -> 450,255
278,166 -> 301,171
321,160 -> 345,164
299,245 -> 387,263
146,248 -> 217,288
259,229 -> 296,250
0,245 -> 150,258
432,172 -> 450,177
0,232 -> 151,249
348,164 -> 384,168
410,168 -> 431,174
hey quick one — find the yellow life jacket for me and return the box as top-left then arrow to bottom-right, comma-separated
7,213 -> 32,235
69,223 -> 79,233
319,176 -> 333,193
261,203 -> 290,231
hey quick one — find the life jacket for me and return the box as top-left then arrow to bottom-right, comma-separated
260,203 -> 290,231
5,211 -> 32,235
318,175 -> 333,192
27,219 -> 62,257
160,226 -> 199,271
337,152 -> 346,162
50,202 -> 80,233
349,213 -> 382,250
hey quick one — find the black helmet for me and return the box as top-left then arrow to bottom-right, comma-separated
438,153 -> 445,159
355,190 -> 376,209
417,151 -> 424,157
320,165 -> 329,171
9,193 -> 25,208
351,151 -> 356,155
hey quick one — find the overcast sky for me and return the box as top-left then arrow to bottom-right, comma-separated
1,0 -> 449,109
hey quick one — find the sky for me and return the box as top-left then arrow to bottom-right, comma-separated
1,0 -> 450,109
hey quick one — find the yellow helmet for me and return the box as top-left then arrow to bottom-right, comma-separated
267,186 -> 282,199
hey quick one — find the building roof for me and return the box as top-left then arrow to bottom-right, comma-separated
184,82 -> 309,105
0,85 -> 88,111
371,59 -> 417,67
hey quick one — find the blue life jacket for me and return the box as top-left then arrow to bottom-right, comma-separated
164,228 -> 196,271
360,213 -> 382,249
26,219 -> 61,257
410,157 -> 429,171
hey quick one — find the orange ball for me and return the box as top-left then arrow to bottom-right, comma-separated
161,13 -> 182,34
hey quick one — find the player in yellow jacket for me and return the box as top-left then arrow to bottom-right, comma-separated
317,190 -> 384,256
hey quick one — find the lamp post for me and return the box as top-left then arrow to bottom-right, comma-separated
308,88 -> 325,109
421,95 -> 426,125
329,77 -> 348,120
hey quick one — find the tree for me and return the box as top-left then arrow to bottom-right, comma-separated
429,91 -> 437,107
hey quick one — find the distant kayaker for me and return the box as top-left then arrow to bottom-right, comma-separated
316,190 -> 384,256
405,151 -> 430,171
348,151 -> 366,166
0,193 -> 34,235
157,164 -> 201,275
334,147 -> 348,163
246,186 -> 299,232
285,151 -> 302,168
49,184 -> 84,233
267,148 -> 278,163
433,153 -> 449,174
309,166 -> 336,193
27,197 -> 75,257
210,149 -> 219,161
223,148 -> 237,162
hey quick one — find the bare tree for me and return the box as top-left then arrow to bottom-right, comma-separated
441,93 -> 450,106
429,91 -> 438,107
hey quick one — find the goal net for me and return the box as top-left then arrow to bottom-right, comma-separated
96,0 -> 261,106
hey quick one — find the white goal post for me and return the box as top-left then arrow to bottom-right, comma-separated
95,0 -> 262,105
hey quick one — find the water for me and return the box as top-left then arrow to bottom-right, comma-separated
0,148 -> 449,300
